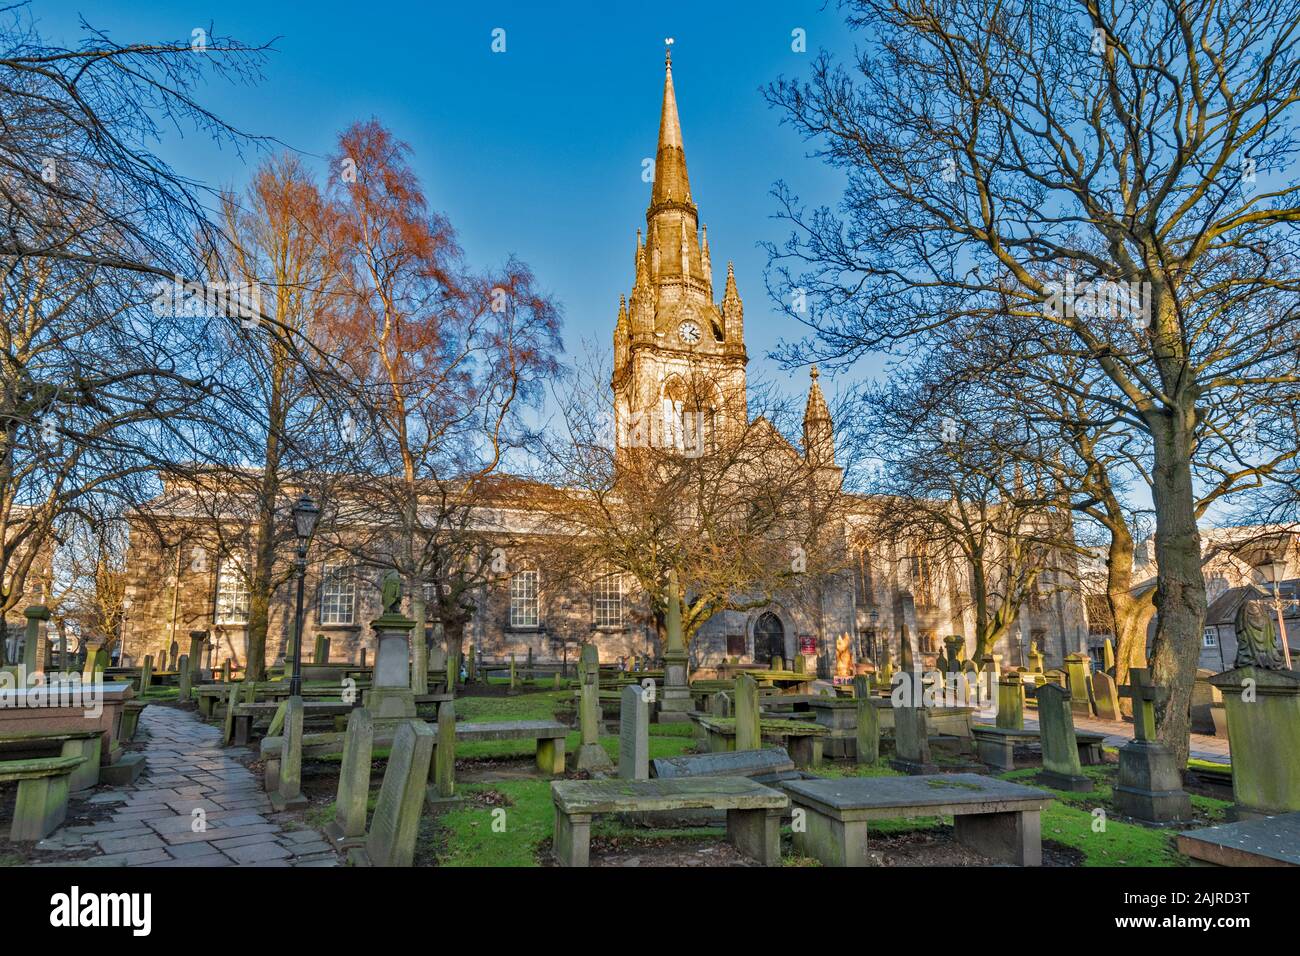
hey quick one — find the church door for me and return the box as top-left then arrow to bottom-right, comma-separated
754,612 -> 785,665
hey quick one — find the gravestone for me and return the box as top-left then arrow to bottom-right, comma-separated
326,707 -> 374,847
507,654 -> 518,695
364,572 -> 417,724
658,569 -> 693,722
995,673 -> 1024,729
81,639 -> 106,684
1092,669 -> 1121,721
313,634 -> 330,664
854,675 -> 879,764
266,700 -> 288,738
221,682 -> 239,745
944,636 -> 964,675
1103,638 -> 1116,673
1208,603 -> 1300,818
168,639 -> 179,671
188,630 -> 208,683
221,659 -> 231,683
177,655 -> 191,702
1028,642 -> 1045,674
432,700 -> 456,800
734,673 -> 761,752
618,684 -> 649,780
272,696 -> 308,811
1036,683 -> 1091,791
466,642 -> 476,682
360,647 -> 367,668
351,719 -> 435,867
707,691 -> 732,717
1114,668 -> 1191,822
1064,653 -> 1094,717
890,699 -> 934,774
1191,670 -> 1222,734
429,642 -> 447,672
140,654 -> 154,692
573,644 -> 612,772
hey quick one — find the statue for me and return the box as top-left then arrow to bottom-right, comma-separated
1234,594 -> 1285,670
380,571 -> 403,616
835,633 -> 854,678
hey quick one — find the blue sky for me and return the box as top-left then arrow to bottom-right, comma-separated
34,0 -> 863,400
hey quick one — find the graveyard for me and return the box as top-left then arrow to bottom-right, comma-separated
2,610 -> 1287,871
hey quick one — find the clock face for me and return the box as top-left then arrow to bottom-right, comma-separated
678,320 -> 701,345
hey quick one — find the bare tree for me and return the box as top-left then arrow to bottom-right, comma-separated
764,0 -> 1300,763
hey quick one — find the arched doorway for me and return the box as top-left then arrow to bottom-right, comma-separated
754,611 -> 785,665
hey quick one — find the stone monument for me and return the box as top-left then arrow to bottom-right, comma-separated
1114,668 -> 1191,822
618,684 -> 649,779
573,643 -> 612,772
1036,683 -> 1091,791
364,570 -> 417,724
658,569 -> 693,722
326,707 -> 374,847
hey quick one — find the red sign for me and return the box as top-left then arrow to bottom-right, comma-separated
798,635 -> 817,655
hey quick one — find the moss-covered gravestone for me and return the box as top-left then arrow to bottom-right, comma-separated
350,719 -> 435,867
326,707 -> 374,847
139,654 -> 153,693
996,674 -> 1024,730
734,673 -> 761,752
1064,653 -> 1094,717
177,655 -> 191,702
854,676 -> 879,764
1209,665 -> 1300,818
266,700 -> 289,739
431,700 -> 456,800
890,682 -> 935,775
188,629 -> 208,683
272,696 -> 309,811
507,654 -> 518,696
22,605 -> 49,677
1092,670 -> 1121,722
573,643 -> 612,773
221,682 -> 239,746
1036,683 -> 1091,792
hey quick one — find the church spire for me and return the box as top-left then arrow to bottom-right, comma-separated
651,44 -> 692,210
803,365 -> 835,466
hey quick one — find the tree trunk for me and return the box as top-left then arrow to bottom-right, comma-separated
410,571 -> 428,695
443,618 -> 465,700
1146,410 -> 1206,769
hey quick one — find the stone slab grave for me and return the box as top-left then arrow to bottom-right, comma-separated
971,726 -> 1106,773
890,697 -> 937,775
619,683 -> 649,780
350,719 -> 435,867
550,777 -> 788,867
786,774 -> 1053,867
0,680 -> 143,786
0,729 -> 104,793
639,748 -> 799,826
693,716 -> 827,769
1035,683 -> 1092,792
0,754 -> 85,841
232,700 -> 354,746
325,707 -> 374,848
260,719 -> 568,792
1177,813 -> 1300,867
1114,668 -> 1191,823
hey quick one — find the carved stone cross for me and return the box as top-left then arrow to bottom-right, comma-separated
1119,667 -> 1166,742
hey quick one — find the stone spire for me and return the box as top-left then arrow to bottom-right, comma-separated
721,261 -> 744,353
803,365 -> 835,466
651,46 -> 692,210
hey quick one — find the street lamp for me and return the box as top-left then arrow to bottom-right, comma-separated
1254,549 -> 1293,670
289,494 -> 321,697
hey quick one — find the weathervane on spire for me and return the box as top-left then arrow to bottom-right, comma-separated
665,36 -> 674,65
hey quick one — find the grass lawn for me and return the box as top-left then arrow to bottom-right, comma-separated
324,688 -> 1228,868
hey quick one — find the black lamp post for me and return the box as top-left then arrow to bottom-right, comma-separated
289,494 -> 321,697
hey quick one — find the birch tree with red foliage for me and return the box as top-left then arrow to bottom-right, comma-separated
323,120 -> 562,691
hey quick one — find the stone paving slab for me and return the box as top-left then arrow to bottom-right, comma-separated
33,705 -> 339,867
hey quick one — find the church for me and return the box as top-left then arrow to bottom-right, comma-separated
118,52 -> 1089,678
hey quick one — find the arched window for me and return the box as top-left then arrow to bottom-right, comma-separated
754,612 -> 785,664
509,568 -> 540,629
661,377 -> 716,456
854,548 -> 874,605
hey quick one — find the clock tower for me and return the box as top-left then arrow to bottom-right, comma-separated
613,49 -> 748,455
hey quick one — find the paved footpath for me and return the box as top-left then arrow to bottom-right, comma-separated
1024,713 -> 1230,764
37,705 -> 337,867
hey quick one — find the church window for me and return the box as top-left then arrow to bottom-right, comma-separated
510,569 -> 540,629
214,556 -> 250,625
593,568 -> 624,628
319,563 -> 356,626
